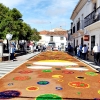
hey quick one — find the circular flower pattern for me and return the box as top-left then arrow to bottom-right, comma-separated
37,81 -> 49,85
85,72 -> 98,76
58,79 -> 64,82
42,70 -> 52,73
26,64 -> 32,66
13,76 -> 31,81
26,86 -> 39,91
0,90 -> 20,99
68,82 -> 89,88
55,68 -> 61,70
76,76 -> 85,80
52,75 -> 63,78
66,66 -> 71,68
98,90 -> 100,94
8,83 -> 14,86
62,70 -> 74,74
18,70 -> 33,74
56,87 -> 63,90
35,94 -> 62,100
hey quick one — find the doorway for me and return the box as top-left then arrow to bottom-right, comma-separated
81,37 -> 83,46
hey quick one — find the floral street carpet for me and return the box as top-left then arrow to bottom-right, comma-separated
0,51 -> 100,100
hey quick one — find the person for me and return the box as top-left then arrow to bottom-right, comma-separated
68,43 -> 71,53
9,44 -> 16,61
29,43 -> 34,53
77,45 -> 80,57
65,45 -> 68,52
79,44 -> 83,58
43,44 -> 46,51
58,45 -> 61,51
82,44 -> 88,60
92,43 -> 100,65
74,45 -> 77,56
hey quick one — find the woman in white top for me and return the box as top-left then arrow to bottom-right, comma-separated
93,43 -> 100,64
82,44 -> 88,60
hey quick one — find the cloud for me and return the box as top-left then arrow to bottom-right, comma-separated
25,19 -> 49,24
45,0 -> 78,17
0,0 -> 26,8
0,0 -> 79,31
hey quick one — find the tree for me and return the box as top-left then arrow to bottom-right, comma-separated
32,28 -> 41,41
0,3 -> 10,39
0,3 -> 41,42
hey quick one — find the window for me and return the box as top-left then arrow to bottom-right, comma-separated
81,37 -> 83,46
73,26 -> 75,33
76,40 -> 78,46
50,36 -> 53,41
77,18 -> 80,31
91,35 -> 95,50
60,37 -> 64,40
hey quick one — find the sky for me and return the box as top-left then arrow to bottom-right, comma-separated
0,0 -> 79,31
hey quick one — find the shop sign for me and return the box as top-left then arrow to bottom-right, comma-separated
83,35 -> 89,41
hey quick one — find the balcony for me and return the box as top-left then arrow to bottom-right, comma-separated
84,6 -> 100,27
71,20 -> 84,34
73,26 -> 75,34
77,20 -> 84,33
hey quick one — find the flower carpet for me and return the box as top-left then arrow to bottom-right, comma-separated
0,51 -> 100,100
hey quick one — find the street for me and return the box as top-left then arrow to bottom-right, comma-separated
0,51 -> 100,100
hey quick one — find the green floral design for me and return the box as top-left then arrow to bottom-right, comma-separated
55,68 -> 61,70
26,64 -> 32,66
42,70 -> 52,73
66,66 -> 71,68
85,72 -> 98,76
36,94 -> 62,100
77,92 -> 81,95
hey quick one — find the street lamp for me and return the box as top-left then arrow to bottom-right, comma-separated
6,33 -> 13,61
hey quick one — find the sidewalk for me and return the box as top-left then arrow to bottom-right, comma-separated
0,52 -> 40,63
73,55 -> 100,72
16,52 -> 40,61
80,58 -> 100,71
0,52 -> 41,78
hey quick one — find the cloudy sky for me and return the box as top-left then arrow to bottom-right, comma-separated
0,0 -> 79,31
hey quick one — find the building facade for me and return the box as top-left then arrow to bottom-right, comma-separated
70,0 -> 100,61
38,28 -> 68,50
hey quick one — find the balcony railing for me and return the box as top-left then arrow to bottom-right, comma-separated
73,26 -> 75,33
84,6 -> 100,27
77,21 -> 80,31
80,20 -> 84,30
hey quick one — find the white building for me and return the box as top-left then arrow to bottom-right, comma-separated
70,0 -> 100,61
38,28 -> 68,50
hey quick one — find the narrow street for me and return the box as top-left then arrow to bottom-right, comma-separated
0,51 -> 100,100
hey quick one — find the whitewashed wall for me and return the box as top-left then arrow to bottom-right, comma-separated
72,0 -> 100,49
88,29 -> 100,51
72,1 -> 94,28
39,34 -> 66,49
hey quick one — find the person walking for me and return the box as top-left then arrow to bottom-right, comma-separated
93,43 -> 100,65
74,45 -> 77,56
9,44 -> 16,61
82,44 -> 88,60
79,44 -> 83,58
77,45 -> 80,57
